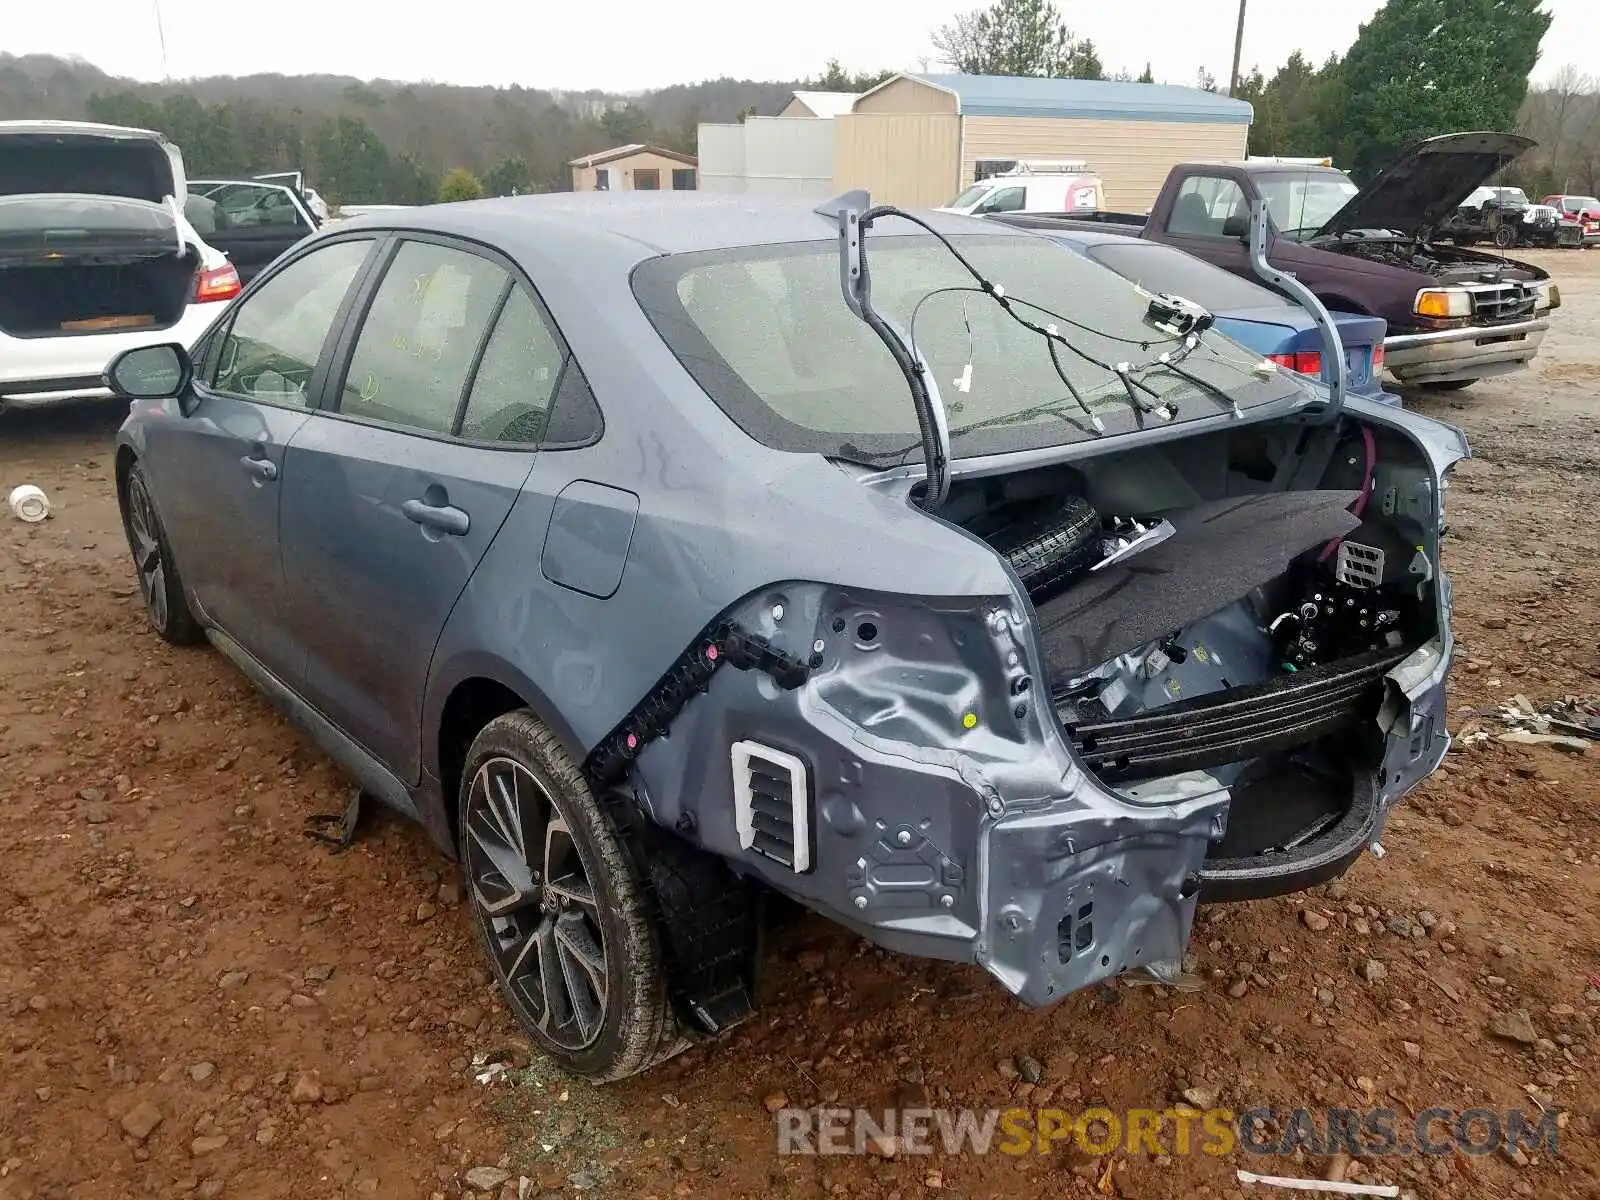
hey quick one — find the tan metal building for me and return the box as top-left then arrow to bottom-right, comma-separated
834,74 -> 1253,211
568,144 -> 698,192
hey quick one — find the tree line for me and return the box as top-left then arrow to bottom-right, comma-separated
0,0 -> 1571,204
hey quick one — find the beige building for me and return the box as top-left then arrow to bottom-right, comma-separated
568,144 -> 698,192
834,73 -> 1253,211
777,91 -> 860,119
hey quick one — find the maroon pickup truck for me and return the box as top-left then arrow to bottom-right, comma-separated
1021,133 -> 1559,391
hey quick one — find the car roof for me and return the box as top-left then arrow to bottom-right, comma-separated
332,192 -> 1033,263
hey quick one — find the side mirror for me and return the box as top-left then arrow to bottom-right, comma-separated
1221,214 -> 1249,240
105,343 -> 192,402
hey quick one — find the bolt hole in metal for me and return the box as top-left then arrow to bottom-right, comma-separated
463,757 -> 608,1053
855,619 -> 879,646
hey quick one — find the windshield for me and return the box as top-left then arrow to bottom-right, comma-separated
1082,240 -> 1290,312
1494,188 -> 1530,204
1255,172 -> 1359,236
632,233 -> 1307,468
949,184 -> 992,209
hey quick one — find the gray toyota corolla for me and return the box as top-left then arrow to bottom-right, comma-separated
106,192 -> 1468,1081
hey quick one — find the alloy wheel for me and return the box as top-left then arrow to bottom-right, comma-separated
125,475 -> 169,631
463,756 -> 610,1051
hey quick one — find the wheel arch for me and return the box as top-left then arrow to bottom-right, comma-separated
426,656 -> 590,848
114,444 -> 139,515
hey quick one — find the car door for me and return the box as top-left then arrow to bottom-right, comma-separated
144,236 -> 378,679
279,236 -> 565,779
196,182 -> 317,283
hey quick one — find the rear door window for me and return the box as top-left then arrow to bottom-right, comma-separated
334,240 -> 510,435
459,286 -> 566,444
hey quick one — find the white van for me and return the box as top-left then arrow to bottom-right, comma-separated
938,161 -> 1105,217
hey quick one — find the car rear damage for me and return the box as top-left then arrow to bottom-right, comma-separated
592,194 -> 1467,1016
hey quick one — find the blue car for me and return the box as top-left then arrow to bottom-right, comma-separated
996,219 -> 1400,406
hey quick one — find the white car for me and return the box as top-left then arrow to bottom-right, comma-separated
0,120 -> 240,412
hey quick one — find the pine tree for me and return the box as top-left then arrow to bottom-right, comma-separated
1324,0 -> 1553,179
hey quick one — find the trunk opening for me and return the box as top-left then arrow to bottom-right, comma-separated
946,414 -> 1442,860
0,196 -> 198,338
0,253 -> 197,337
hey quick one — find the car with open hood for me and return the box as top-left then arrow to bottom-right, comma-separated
989,132 -> 1560,391
105,192 -> 1467,1081
0,120 -> 240,413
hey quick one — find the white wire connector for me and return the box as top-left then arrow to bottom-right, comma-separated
953,362 -> 973,393
992,283 -> 1005,299
1253,358 -> 1277,377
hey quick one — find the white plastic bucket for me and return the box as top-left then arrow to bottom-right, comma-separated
8,484 -> 50,523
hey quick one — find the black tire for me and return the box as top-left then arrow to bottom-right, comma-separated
458,710 -> 680,1082
120,463 -> 203,645
1494,224 -> 1517,249
989,494 -> 1101,600
1415,379 -> 1475,392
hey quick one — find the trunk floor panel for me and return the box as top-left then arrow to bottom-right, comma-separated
1033,490 -> 1360,677
1210,756 -> 1351,860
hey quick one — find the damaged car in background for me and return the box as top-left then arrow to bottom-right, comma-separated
0,120 -> 239,413
105,191 -> 1467,1081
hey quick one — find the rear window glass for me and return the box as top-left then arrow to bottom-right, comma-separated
1084,241 -> 1290,312
632,233 -> 1303,468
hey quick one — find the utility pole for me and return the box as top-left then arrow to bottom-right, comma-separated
152,0 -> 171,80
1228,0 -> 1247,96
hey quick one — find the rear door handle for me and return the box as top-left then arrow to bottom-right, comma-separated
402,498 -> 470,536
240,455 -> 278,483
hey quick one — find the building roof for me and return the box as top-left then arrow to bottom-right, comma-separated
568,143 -> 699,169
785,91 -> 860,118
857,74 -> 1253,126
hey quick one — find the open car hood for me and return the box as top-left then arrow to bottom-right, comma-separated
1315,132 -> 1535,238
0,121 -> 184,206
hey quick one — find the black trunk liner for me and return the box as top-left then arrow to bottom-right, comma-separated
1210,757 -> 1350,860
1033,490 -> 1360,678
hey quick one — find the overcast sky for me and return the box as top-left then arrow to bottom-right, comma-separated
9,0 -> 1596,93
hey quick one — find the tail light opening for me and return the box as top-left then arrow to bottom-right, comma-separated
194,263 -> 242,304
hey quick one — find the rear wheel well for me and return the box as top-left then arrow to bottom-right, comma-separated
438,678 -> 528,844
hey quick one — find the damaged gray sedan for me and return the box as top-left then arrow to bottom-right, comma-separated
105,192 -> 1467,1081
